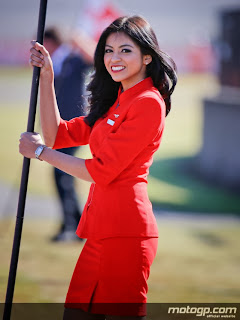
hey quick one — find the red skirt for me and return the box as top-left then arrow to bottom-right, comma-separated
65,237 -> 158,317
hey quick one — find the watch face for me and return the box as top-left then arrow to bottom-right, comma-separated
35,146 -> 43,159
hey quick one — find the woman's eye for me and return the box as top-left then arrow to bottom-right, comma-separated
105,49 -> 112,53
122,49 -> 131,53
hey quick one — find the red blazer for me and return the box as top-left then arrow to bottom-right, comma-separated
53,77 -> 165,239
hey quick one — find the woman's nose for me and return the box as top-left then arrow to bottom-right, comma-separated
111,52 -> 121,62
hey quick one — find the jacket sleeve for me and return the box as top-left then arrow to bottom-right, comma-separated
52,116 -> 92,149
85,96 -> 165,186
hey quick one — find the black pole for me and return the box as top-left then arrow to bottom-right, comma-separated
3,1 -> 48,319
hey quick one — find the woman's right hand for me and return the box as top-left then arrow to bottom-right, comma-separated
29,41 -> 54,80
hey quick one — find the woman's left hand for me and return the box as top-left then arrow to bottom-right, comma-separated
19,132 -> 44,159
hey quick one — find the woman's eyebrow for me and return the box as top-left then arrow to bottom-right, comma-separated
105,44 -> 134,48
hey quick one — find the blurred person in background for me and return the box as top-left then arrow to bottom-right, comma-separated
44,27 -> 94,242
20,15 -> 177,319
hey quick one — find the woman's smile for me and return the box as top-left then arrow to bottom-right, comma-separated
111,65 -> 126,72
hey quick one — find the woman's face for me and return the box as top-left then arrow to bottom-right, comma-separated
104,32 -> 152,91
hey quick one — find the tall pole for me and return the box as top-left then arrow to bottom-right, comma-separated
3,1 -> 48,319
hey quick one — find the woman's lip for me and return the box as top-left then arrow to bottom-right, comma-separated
111,66 -> 126,72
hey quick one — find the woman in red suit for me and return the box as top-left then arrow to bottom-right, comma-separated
20,16 -> 177,320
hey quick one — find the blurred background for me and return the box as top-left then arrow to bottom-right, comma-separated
0,0 -> 240,310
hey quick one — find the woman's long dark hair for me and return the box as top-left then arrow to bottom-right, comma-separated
85,15 -> 177,127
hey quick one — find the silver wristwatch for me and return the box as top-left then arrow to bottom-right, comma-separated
35,145 -> 46,161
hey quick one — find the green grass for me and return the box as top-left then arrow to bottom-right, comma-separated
0,67 -> 239,213
149,157 -> 240,213
0,218 -> 239,304
0,67 -> 240,315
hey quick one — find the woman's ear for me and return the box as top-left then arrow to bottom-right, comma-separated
144,55 -> 152,65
